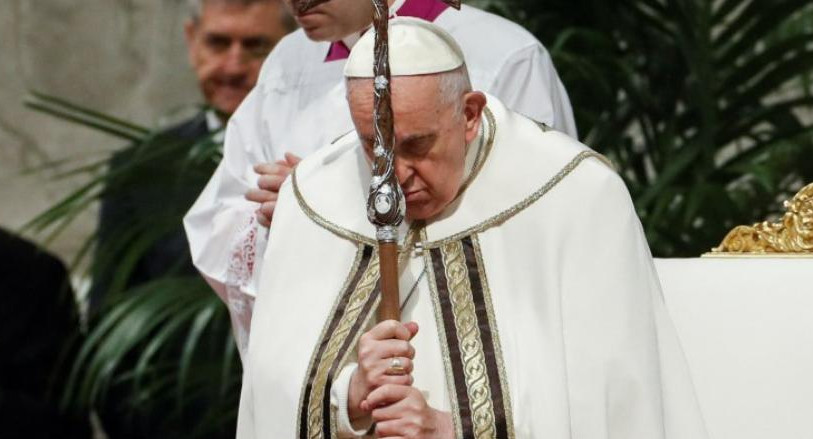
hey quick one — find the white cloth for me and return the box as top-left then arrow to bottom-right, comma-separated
183,5 -> 578,357
655,257 -> 813,439
344,17 -> 466,78
236,96 -> 707,438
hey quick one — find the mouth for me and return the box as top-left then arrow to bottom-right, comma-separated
296,5 -> 325,19
404,189 -> 427,203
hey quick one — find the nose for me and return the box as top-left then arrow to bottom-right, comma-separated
393,156 -> 414,187
222,43 -> 250,75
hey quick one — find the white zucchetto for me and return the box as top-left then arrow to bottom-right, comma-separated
343,16 -> 465,78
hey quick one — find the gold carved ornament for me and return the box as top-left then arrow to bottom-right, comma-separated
711,182 -> 813,254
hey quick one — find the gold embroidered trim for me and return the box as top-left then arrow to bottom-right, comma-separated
472,235 -> 515,439
423,150 -> 613,249
292,108 -> 612,254
297,245 -> 366,439
292,166 -> 378,246
329,406 -> 338,439
291,108 -> 497,248
303,251 -> 381,438
458,107 -> 497,196
422,229 -> 465,438
440,240 -> 499,438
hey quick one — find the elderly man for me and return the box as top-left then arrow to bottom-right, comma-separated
91,0 -> 292,308
185,0 -> 578,356
237,18 -> 707,439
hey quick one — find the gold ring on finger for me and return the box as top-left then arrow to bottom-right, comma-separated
385,357 -> 406,376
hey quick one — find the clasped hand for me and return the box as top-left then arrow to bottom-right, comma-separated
349,320 -> 453,439
246,152 -> 301,227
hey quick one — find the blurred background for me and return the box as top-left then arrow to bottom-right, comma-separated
0,1 -> 196,267
1,0 -> 811,438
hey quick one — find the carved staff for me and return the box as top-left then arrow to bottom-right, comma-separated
291,0 -> 461,322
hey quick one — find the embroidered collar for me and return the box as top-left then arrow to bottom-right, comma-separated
324,0 -> 451,62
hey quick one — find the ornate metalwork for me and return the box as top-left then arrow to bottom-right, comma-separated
365,0 -> 404,240
292,0 -> 462,243
712,182 -> 813,254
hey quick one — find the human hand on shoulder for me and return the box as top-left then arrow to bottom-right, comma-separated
363,384 -> 454,439
348,320 -> 419,423
245,152 -> 301,227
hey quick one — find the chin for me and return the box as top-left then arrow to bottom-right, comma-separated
406,204 -> 441,221
301,27 -> 336,42
211,95 -> 246,116
296,15 -> 338,42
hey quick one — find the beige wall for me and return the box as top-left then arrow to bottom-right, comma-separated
0,1 -> 199,267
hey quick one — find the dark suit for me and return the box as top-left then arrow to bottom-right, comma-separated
90,112 -> 219,310
0,229 -> 88,437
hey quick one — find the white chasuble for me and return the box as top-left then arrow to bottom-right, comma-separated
237,96 -> 708,438
183,3 -> 577,358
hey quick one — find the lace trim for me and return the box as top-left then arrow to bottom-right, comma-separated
225,213 -> 260,358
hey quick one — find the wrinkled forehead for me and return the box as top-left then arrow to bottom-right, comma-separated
346,75 -> 442,107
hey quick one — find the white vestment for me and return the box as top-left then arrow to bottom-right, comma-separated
237,96 -> 708,438
183,3 -> 577,355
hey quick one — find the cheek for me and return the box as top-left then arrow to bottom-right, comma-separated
194,54 -> 223,78
416,160 -> 460,202
246,60 -> 264,80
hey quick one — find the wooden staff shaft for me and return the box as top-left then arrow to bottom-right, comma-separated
376,241 -> 400,321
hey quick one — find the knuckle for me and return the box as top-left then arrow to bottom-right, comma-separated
359,358 -> 374,372
358,343 -> 371,358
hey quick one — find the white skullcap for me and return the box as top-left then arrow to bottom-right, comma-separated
344,16 -> 465,78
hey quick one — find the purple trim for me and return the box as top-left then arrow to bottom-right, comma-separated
324,0 -> 450,62
396,0 -> 450,22
325,40 -> 351,62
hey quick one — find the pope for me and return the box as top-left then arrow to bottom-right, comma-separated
183,0 -> 579,357
236,18 -> 708,439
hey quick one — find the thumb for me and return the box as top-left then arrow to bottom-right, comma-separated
285,152 -> 302,166
404,321 -> 419,340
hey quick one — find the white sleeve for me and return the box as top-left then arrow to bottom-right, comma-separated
559,165 -> 707,438
330,363 -> 374,438
183,87 -> 274,358
488,43 -> 578,138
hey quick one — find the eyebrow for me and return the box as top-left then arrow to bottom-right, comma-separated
400,133 -> 435,144
360,133 -> 434,144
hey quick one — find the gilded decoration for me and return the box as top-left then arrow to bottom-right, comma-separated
711,182 -> 813,254
298,247 -> 381,439
439,240 -> 499,438
425,234 -> 514,439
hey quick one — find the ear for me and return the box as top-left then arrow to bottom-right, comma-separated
463,91 -> 487,144
183,19 -> 198,66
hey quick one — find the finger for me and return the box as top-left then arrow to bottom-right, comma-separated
255,162 -> 292,178
245,189 -> 278,203
259,201 -> 276,221
256,210 -> 271,228
285,152 -> 302,166
363,384 -> 412,410
365,320 -> 412,341
371,372 -> 413,389
371,388 -> 424,422
253,162 -> 276,175
374,419 -> 409,438
403,321 -> 419,339
376,339 -> 416,360
380,358 -> 414,378
257,174 -> 286,192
